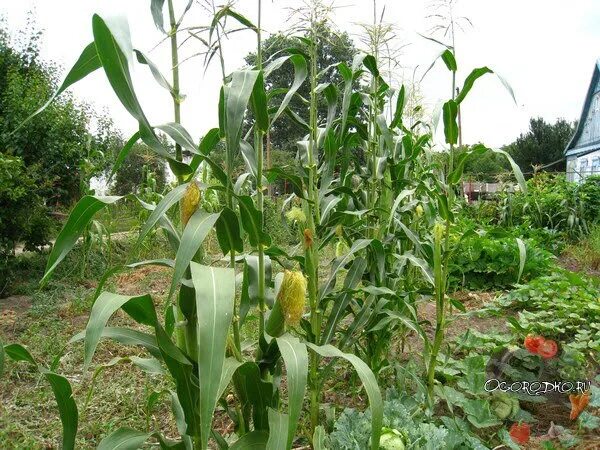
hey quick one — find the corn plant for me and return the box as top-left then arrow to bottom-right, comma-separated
1,1 -> 386,448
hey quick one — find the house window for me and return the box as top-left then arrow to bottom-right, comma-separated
593,157 -> 600,174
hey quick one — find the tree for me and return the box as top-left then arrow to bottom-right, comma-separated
0,16 -> 117,205
504,117 -> 575,175
112,142 -> 167,195
244,25 -> 357,151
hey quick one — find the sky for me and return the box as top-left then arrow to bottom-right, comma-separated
1,0 -> 600,149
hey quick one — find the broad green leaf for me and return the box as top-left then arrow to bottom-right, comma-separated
237,195 -> 271,246
307,344 -> 382,450
319,239 -> 372,300
226,70 -> 260,157
16,42 -> 100,132
41,195 -> 122,285
43,371 -> 79,450
321,257 -> 367,344
190,263 -> 235,450
240,140 -> 258,178
135,50 -> 172,92
69,327 -> 160,359
322,83 -> 338,135
110,131 -> 140,180
3,343 -> 37,367
98,427 -> 149,450
217,357 -> 243,401
156,122 -> 198,154
421,48 -> 454,81
456,67 -> 493,104
441,49 -> 457,71
387,189 -> 416,230
442,99 -> 458,145
84,293 -> 157,370
251,71 -> 269,132
150,0 -> 166,32
516,238 -> 526,283
492,148 -> 527,194
395,253 -> 434,285
154,324 -> 200,436
313,426 -> 328,450
230,431 -> 268,450
266,409 -> 289,450
320,196 -> 341,226
390,84 -> 405,129
210,6 -> 257,42
91,14 -> 190,176
215,207 -> 243,256
137,183 -> 188,248
235,362 -> 274,430
240,255 -> 269,324
271,54 -> 308,124
276,334 -> 308,448
169,391 -> 194,450
447,144 -> 487,185
169,210 -> 220,299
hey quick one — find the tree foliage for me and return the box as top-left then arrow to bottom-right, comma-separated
0,17 -> 119,204
504,117 -> 576,174
244,26 -> 357,151
112,142 -> 167,195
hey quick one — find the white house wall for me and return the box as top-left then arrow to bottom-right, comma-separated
568,149 -> 600,182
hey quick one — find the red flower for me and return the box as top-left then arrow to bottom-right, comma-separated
569,391 -> 590,420
537,339 -> 558,359
524,335 -> 544,354
509,422 -> 531,445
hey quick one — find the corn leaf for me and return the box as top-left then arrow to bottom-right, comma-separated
136,183 -> 189,248
191,263 -> 235,450
16,42 -> 100,132
442,99 -> 458,145
266,409 -> 289,450
306,343 -> 383,450
84,293 -> 157,370
230,431 -> 269,450
169,210 -> 220,299
91,14 -> 190,176
215,206 -> 243,256
98,428 -> 149,450
276,334 -> 308,449
226,70 -> 260,157
42,195 -> 122,285
271,54 -> 307,125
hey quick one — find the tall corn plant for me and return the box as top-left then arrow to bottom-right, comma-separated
2,2 -> 385,449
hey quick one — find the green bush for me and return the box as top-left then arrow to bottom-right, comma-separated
0,154 -> 54,292
449,232 -> 554,290
579,175 -> 600,224
0,153 -> 52,254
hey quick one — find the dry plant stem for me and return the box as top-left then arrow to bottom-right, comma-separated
306,13 -> 321,434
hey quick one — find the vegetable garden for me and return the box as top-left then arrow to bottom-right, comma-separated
0,1 -> 598,449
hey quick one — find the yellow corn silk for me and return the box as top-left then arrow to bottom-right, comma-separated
278,270 -> 307,325
181,181 -> 201,226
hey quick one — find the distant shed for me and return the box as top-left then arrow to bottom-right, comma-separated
565,59 -> 600,182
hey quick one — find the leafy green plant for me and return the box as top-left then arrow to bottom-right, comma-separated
449,231 -> 554,290
489,270 -> 600,377
3,2 -> 386,448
